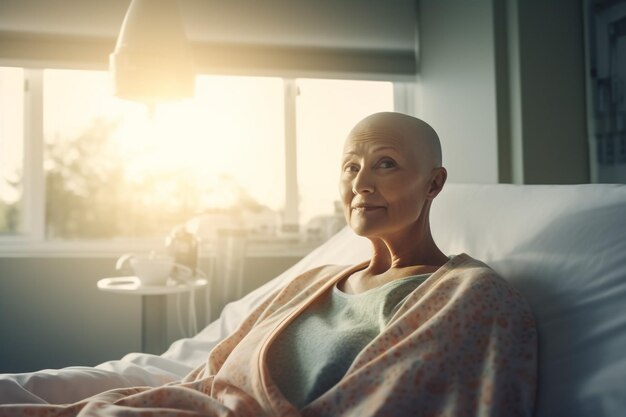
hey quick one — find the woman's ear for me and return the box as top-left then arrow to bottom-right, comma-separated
427,167 -> 447,198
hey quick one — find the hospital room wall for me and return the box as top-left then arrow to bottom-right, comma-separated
417,0 -> 589,184
0,256 -> 300,373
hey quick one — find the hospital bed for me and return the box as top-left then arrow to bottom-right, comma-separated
1,183 -> 625,417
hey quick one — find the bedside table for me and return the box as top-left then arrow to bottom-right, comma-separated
97,276 -> 208,354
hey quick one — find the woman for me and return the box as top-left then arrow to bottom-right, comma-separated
0,113 -> 537,417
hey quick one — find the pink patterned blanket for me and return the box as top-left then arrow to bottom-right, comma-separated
0,253 -> 537,416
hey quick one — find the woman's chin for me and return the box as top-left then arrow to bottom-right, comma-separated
350,222 -> 382,238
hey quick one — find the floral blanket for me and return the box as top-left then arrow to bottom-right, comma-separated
0,253 -> 537,416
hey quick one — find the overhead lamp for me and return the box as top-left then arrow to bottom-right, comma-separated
110,0 -> 195,105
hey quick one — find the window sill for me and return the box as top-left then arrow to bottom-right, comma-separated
0,237 -> 321,258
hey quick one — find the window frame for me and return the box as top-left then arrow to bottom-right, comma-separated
0,67 -> 414,257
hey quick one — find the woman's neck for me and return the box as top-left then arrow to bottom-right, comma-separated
366,228 -> 448,275
339,235 -> 448,294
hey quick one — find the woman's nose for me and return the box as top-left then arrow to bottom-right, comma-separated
352,169 -> 375,194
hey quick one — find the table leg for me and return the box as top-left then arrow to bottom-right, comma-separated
141,294 -> 167,354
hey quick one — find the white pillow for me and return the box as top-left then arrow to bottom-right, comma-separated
430,183 -> 626,417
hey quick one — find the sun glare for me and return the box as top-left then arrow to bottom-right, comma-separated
36,69 -> 393,239
44,70 -> 285,214
122,76 -> 285,210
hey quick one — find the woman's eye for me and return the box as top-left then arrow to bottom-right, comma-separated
378,159 -> 397,169
343,164 -> 359,173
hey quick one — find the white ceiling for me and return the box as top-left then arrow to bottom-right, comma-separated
0,0 -> 417,51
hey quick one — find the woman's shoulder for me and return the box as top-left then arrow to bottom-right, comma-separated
443,253 -> 504,282
437,253 -> 532,311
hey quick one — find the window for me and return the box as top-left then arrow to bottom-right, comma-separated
0,67 -> 24,235
42,70 -> 285,239
0,66 -> 400,253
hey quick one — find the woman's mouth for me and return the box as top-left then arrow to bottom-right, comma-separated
351,205 -> 384,213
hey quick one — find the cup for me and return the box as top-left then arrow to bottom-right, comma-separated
116,252 -> 175,286
129,254 -> 174,286
116,252 -> 196,286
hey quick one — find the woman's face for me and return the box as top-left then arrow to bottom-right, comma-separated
339,131 -> 438,239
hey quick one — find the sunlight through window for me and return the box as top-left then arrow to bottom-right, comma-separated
0,67 -> 24,235
43,70 -> 284,239
0,68 -> 399,244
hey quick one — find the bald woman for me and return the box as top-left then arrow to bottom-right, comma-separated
263,113 -> 536,416
337,112 -> 449,293
1,113 -> 537,417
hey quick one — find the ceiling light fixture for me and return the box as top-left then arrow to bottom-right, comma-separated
110,0 -> 195,106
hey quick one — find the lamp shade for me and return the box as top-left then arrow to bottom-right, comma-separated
110,0 -> 195,103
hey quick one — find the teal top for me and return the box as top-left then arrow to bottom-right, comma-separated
267,273 -> 431,409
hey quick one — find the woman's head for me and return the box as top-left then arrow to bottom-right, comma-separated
339,112 -> 447,240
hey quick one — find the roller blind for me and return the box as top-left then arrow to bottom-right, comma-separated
0,0 -> 417,79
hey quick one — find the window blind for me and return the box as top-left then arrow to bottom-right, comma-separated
0,0 -> 417,80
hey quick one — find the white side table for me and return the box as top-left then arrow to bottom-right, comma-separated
97,276 -> 208,354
